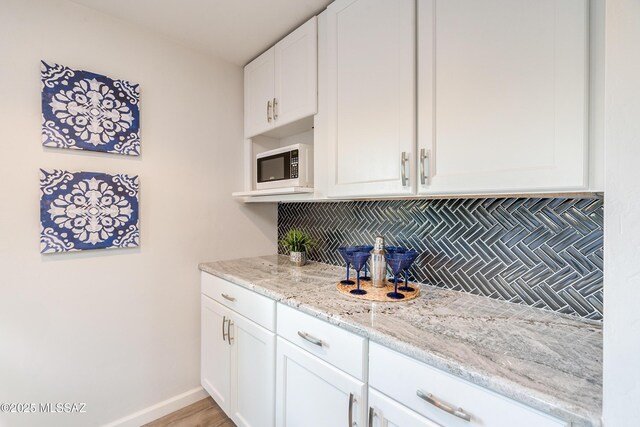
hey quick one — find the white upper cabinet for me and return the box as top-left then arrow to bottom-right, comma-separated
244,17 -> 317,138
244,48 -> 276,138
417,0 -> 589,195
326,0 -> 416,197
275,18 -> 318,127
243,0 -> 595,201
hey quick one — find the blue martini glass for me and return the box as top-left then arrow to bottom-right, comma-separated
385,246 -> 406,255
384,246 -> 406,280
337,247 -> 356,285
385,253 -> 409,299
398,250 -> 419,292
355,245 -> 374,280
348,251 -> 371,295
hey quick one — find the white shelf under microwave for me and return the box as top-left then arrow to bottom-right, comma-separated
231,187 -> 314,198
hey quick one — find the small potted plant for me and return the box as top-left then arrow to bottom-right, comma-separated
279,229 -> 315,267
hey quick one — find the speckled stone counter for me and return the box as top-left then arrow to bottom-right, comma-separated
199,255 -> 602,427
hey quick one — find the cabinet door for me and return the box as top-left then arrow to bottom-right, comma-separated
245,47 -> 275,138
201,296 -> 232,413
274,17 -> 317,127
326,0 -> 416,197
230,313 -> 276,427
417,0 -> 588,194
369,388 -> 441,427
275,337 -> 366,427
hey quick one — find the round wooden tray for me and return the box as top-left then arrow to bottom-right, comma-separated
336,279 -> 420,302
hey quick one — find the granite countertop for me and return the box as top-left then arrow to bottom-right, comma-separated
199,255 -> 602,427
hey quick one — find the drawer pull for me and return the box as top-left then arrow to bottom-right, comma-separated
420,148 -> 430,186
348,393 -> 354,427
401,151 -> 409,186
221,293 -> 236,302
222,316 -> 228,342
227,319 -> 234,345
368,406 -> 375,427
297,331 -> 324,347
416,389 -> 471,422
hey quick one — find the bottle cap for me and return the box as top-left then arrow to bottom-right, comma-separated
374,236 -> 384,252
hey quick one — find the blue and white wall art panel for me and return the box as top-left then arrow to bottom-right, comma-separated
40,169 -> 140,253
41,61 -> 140,155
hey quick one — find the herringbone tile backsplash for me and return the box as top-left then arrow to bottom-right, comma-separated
278,198 -> 604,320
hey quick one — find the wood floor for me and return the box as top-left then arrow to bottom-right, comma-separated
143,397 -> 235,427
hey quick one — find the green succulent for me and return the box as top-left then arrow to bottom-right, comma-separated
279,229 -> 315,253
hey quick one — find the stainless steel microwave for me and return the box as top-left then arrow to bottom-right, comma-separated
256,144 -> 313,190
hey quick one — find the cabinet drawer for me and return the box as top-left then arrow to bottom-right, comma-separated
277,303 -> 367,380
369,343 -> 567,427
201,272 -> 275,331
369,387 -> 440,427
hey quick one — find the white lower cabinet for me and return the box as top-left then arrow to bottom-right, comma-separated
369,342 -> 567,427
275,337 -> 366,427
369,388 -> 441,427
201,295 -> 232,413
201,278 -> 275,427
202,274 -> 570,427
230,312 -> 275,427
276,303 -> 367,380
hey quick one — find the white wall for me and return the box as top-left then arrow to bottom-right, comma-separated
603,0 -> 640,425
0,0 -> 277,426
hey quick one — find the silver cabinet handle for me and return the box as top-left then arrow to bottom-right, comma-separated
416,389 -> 471,422
297,331 -> 324,347
222,316 -> 228,342
368,406 -> 375,427
420,148 -> 430,186
226,319 -> 233,345
401,151 -> 410,186
221,293 -> 236,302
273,98 -> 278,120
348,393 -> 354,427
267,100 -> 272,122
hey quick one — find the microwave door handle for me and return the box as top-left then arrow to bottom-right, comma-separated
285,150 -> 291,181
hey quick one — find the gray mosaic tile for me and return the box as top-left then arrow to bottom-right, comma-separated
278,198 -> 604,320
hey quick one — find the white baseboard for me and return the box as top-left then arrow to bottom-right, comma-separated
102,386 -> 209,427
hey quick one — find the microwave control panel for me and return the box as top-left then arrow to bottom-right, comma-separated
291,150 -> 299,179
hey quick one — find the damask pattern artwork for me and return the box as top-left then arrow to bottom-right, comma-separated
40,169 -> 139,253
278,198 -> 604,320
41,61 -> 140,156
